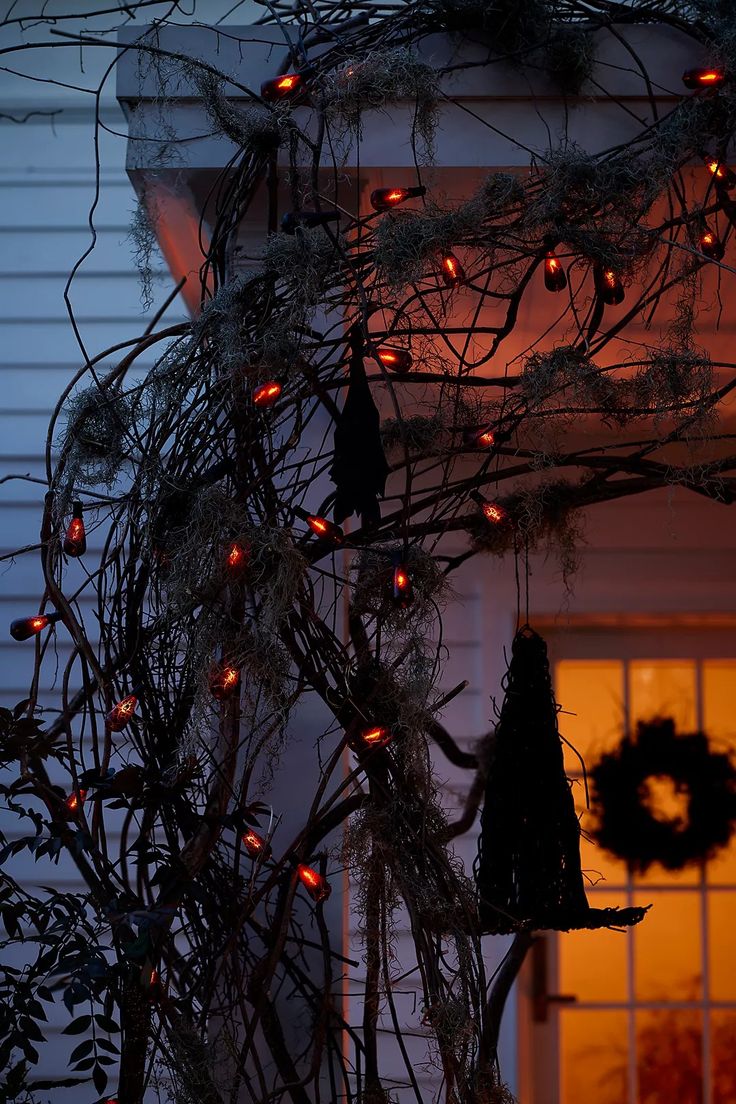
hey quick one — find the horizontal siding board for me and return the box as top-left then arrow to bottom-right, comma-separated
0,274 -> 177,320
0,318 -> 184,362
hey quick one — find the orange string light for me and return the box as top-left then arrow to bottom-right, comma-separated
376,347 -> 413,372
306,515 -> 344,543
65,789 -> 87,814
441,252 -> 465,286
682,67 -> 725,89
106,693 -> 138,732
253,381 -> 282,407
10,612 -> 62,641
544,250 -> 567,292
260,73 -> 305,101
210,665 -> 241,701
392,563 -> 414,608
63,501 -> 87,557
297,863 -> 331,903
242,829 -> 269,859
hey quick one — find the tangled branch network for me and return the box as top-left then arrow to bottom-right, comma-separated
1,0 -> 736,1101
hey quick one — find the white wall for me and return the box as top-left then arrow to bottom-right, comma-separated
4,7 -> 736,1101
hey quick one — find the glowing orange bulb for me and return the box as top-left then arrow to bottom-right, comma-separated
253,381 -> 282,407
297,863 -> 331,903
683,67 -> 725,89
376,347 -> 413,372
260,73 -> 305,101
544,250 -> 567,292
482,501 -> 507,524
210,665 -> 241,701
242,829 -> 269,859
698,224 -> 724,260
441,253 -> 465,286
306,515 -> 344,543
704,156 -> 736,189
65,789 -> 87,814
392,564 -> 414,608
361,725 -> 392,747
477,430 -> 495,447
10,612 -> 61,641
106,693 -> 137,732
594,265 -> 625,305
63,502 -> 86,557
370,185 -> 426,212
225,541 -> 249,577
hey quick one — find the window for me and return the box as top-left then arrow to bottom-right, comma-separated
547,651 -> 736,1104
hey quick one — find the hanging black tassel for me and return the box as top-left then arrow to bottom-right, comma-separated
330,326 -> 389,528
476,626 -> 648,933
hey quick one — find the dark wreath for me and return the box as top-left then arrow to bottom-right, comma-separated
590,717 -> 736,873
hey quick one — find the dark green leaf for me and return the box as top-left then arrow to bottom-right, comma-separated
69,1038 -> 94,1062
94,1013 -> 119,1033
61,1014 -> 92,1035
92,1061 -> 108,1094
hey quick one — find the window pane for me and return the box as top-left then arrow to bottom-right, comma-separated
703,662 -> 736,885
708,891 -> 736,1001
703,661 -> 736,746
559,892 -> 629,1002
634,891 -> 702,1001
627,661 -> 700,885
637,1009 -> 702,1103
712,1011 -> 736,1104
560,1009 -> 628,1104
556,660 -> 624,774
628,660 -> 696,731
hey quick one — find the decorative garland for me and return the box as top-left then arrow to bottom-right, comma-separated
590,717 -> 736,872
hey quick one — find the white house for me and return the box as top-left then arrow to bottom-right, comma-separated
2,7 -> 735,1102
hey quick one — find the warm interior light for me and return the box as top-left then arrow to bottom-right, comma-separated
210,665 -> 241,701
544,250 -> 567,292
106,694 -> 138,732
682,67 -> 725,89
441,252 -> 465,286
297,863 -> 331,903
63,501 -> 86,557
242,829 -> 268,858
376,347 -> 413,372
306,515 -> 344,543
476,429 -> 495,447
369,185 -> 426,211
253,381 -> 282,407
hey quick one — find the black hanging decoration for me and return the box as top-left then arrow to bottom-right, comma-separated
591,717 -> 736,872
476,626 -> 649,933
330,325 -> 389,527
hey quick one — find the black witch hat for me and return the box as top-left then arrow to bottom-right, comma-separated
475,626 -> 648,933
